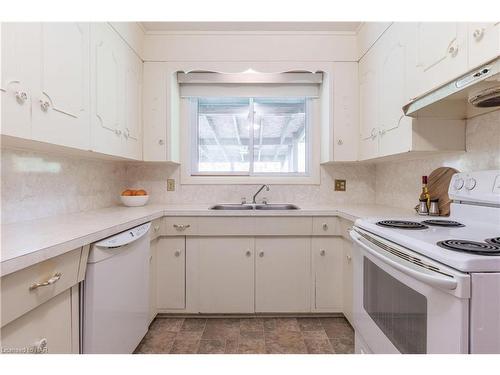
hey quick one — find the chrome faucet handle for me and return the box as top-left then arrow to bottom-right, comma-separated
261,197 -> 268,204
241,197 -> 247,204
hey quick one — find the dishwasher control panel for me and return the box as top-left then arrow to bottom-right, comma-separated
94,222 -> 152,249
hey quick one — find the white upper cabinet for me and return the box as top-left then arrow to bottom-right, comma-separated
468,22 -> 500,69
90,23 -> 142,159
330,62 -> 359,162
91,23 -> 125,157
359,47 -> 378,141
1,23 -> 40,139
414,23 -> 468,97
32,23 -> 90,150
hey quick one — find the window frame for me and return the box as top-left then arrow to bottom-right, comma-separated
180,96 -> 320,185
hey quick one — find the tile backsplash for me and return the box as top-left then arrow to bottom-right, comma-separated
1,148 -> 128,224
1,110 -> 498,224
375,110 -> 500,209
124,163 -> 377,207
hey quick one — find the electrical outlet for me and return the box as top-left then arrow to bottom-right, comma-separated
334,179 -> 346,191
167,179 -> 175,191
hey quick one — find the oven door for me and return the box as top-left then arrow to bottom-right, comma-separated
350,227 -> 470,354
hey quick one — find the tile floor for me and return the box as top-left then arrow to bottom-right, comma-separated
134,317 -> 354,354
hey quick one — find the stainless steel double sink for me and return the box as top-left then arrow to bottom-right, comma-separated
210,203 -> 299,211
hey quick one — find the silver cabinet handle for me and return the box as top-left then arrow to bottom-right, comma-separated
337,139 -> 343,145
115,129 -> 122,136
29,272 -> 62,291
322,223 -> 328,231
448,40 -> 459,57
15,91 -> 28,103
320,249 -> 326,256
174,250 -> 181,257
40,99 -> 50,112
245,250 -> 251,257
259,251 -> 264,257
173,224 -> 191,231
158,139 -> 165,145
346,255 -> 352,263
154,225 -> 160,232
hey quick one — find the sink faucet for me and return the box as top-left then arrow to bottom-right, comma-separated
252,184 -> 270,204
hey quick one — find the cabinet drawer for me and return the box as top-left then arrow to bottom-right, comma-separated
164,217 -> 197,236
255,217 -> 312,236
0,289 -> 73,354
197,217 -> 254,236
1,248 -> 82,327
312,217 -> 340,236
150,218 -> 163,240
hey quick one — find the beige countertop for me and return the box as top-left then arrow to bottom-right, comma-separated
1,203 -> 413,276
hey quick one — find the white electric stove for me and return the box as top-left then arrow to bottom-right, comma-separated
350,170 -> 500,354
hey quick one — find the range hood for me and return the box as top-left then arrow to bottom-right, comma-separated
403,58 -> 500,119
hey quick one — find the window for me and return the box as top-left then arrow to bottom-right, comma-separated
191,97 -> 310,176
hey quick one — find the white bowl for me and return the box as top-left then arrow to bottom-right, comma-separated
120,195 -> 149,207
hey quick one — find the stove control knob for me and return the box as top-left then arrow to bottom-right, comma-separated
453,178 -> 464,190
465,177 -> 477,191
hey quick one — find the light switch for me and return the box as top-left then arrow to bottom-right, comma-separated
335,179 -> 346,191
167,179 -> 175,191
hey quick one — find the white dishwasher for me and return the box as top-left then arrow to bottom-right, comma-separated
81,222 -> 151,354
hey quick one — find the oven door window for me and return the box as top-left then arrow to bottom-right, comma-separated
363,257 -> 427,354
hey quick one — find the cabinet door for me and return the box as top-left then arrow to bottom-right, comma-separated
255,237 -> 310,312
156,237 -> 185,310
123,47 -> 142,159
90,23 -> 124,157
359,49 -> 378,140
468,22 -> 500,69
312,237 -> 343,312
332,62 -> 359,162
198,237 -> 254,313
0,23 -> 40,139
378,24 -> 408,133
149,238 -> 158,322
31,23 -> 90,150
0,289 -> 73,354
414,23 -> 467,96
342,238 -> 354,325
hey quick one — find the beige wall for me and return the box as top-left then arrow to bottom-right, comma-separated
375,110 -> 500,210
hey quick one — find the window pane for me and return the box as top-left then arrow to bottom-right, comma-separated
197,98 -> 250,173
253,98 -> 307,174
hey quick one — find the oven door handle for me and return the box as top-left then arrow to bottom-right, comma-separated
349,230 -> 458,291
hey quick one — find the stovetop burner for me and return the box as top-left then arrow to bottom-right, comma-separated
486,237 -> 500,246
376,220 -> 428,230
421,219 -> 465,227
437,240 -> 500,255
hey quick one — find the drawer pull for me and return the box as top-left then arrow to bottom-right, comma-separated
173,224 -> 191,231
322,223 -> 328,231
154,225 -> 160,232
346,255 -> 352,263
29,272 -> 62,291
320,249 -> 326,256
174,250 -> 181,257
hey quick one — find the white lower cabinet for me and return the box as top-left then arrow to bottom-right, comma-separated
197,237 -> 254,313
255,237 -> 311,313
156,237 -> 185,310
342,238 -> 354,325
312,237 -> 343,312
149,238 -> 158,322
0,289 -> 73,354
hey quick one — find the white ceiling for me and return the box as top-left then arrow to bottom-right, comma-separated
141,22 -> 361,33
